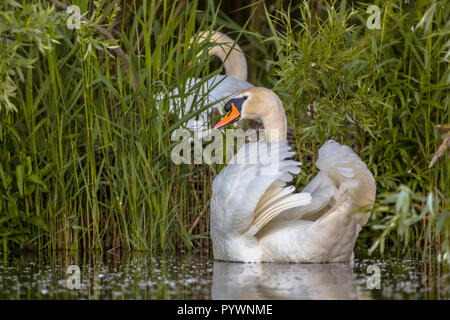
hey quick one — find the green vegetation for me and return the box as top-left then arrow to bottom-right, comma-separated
0,0 -> 222,253
267,0 -> 449,262
0,0 -> 448,264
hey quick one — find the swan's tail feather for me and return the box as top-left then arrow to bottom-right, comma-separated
315,140 -> 376,225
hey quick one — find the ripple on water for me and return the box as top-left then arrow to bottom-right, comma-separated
0,248 -> 447,299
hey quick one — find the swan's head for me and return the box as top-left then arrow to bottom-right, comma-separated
214,87 -> 284,130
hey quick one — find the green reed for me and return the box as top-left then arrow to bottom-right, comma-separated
0,0 -> 231,253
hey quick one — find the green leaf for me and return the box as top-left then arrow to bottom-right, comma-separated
28,216 -> 49,232
26,174 -> 48,192
436,210 -> 449,234
16,165 -> 24,197
415,3 -> 437,35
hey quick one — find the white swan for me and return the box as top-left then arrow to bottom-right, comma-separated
210,87 -> 376,263
167,31 -> 254,138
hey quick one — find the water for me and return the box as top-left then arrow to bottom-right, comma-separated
0,247 -> 447,299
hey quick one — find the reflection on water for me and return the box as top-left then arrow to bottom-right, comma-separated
0,248 -> 447,299
212,262 -> 369,299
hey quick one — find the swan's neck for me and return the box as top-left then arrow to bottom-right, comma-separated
242,88 -> 288,143
261,110 -> 287,143
211,43 -> 247,81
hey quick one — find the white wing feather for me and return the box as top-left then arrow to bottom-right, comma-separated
211,141 -> 311,239
273,140 -> 376,225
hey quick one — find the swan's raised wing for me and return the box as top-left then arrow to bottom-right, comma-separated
210,141 -> 311,238
276,140 -> 376,226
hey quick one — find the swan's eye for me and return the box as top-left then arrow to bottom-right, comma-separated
243,96 -> 248,101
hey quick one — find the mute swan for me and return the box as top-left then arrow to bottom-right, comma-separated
167,31 -> 254,138
210,87 -> 376,263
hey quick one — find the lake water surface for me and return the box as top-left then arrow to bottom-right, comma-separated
0,247 -> 447,299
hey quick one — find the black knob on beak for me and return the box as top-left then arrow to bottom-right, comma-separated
224,96 -> 247,113
224,101 -> 232,112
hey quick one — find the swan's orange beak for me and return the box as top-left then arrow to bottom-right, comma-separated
214,103 -> 241,130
